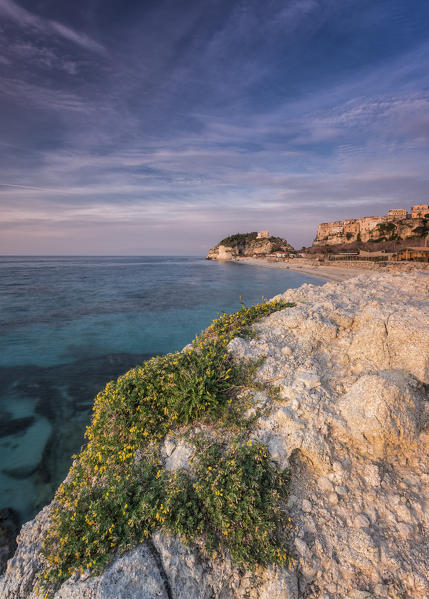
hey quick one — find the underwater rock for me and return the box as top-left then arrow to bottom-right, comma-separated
0,417 -> 35,438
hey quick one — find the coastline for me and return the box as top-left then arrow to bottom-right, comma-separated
233,256 -> 367,282
233,256 -> 429,282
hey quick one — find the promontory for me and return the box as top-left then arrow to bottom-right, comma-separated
206,231 -> 294,260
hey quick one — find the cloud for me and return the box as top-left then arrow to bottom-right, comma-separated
1,0 -> 429,253
0,183 -> 69,192
0,0 -> 39,27
6,41 -> 80,73
0,0 -> 104,54
0,77 -> 92,112
49,21 -> 105,55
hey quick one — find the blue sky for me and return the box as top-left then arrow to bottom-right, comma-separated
0,0 -> 428,254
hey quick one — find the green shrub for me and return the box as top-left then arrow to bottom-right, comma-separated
188,441 -> 291,568
377,221 -> 395,233
268,237 -> 289,252
39,299 -> 294,596
219,232 -> 258,247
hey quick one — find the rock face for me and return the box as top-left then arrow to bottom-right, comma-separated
1,273 -> 428,598
207,232 -> 293,260
313,206 -> 428,246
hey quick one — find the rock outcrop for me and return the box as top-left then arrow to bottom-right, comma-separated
1,273 -> 428,598
207,232 -> 293,260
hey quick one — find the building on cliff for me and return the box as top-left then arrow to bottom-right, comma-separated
313,205 -> 428,246
411,204 -> 429,218
387,209 -> 408,220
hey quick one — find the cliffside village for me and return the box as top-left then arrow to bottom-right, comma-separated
314,204 -> 428,244
249,204 -> 429,263
307,204 -> 429,263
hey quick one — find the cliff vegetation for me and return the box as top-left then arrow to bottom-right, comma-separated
38,299 -> 294,597
218,232 -> 259,247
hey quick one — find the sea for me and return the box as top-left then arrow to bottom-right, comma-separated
0,256 -> 322,525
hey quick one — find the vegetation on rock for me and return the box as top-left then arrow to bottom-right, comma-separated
38,299 -> 294,597
218,232 -> 290,251
219,232 -> 259,247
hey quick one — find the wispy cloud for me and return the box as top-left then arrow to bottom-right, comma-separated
0,0 -> 104,54
49,21 -> 104,55
1,0 -> 428,254
8,41 -> 79,73
0,0 -> 39,28
0,77 -> 92,111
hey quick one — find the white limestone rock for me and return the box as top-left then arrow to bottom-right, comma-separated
336,371 -> 423,457
54,544 -> 168,599
164,441 -> 193,471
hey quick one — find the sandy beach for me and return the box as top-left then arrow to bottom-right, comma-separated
235,256 -> 371,282
234,256 -> 429,282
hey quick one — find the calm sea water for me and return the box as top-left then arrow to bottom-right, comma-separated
0,256 -> 322,523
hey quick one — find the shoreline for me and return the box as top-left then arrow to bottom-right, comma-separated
233,257 -> 367,282
232,256 -> 429,282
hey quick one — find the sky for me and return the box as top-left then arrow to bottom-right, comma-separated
0,0 -> 429,255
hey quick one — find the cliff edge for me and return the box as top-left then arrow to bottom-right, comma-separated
206,232 -> 294,260
1,273 -> 428,599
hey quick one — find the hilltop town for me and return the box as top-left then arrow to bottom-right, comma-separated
313,204 -> 429,246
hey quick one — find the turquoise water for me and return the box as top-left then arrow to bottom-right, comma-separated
0,256 -> 322,523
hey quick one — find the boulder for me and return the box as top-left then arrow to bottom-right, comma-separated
336,372 -> 423,457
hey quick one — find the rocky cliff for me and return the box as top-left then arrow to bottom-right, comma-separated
207,232 -> 294,260
313,206 -> 429,246
1,273 -> 428,599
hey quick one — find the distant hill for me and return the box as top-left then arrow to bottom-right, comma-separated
206,231 -> 294,260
